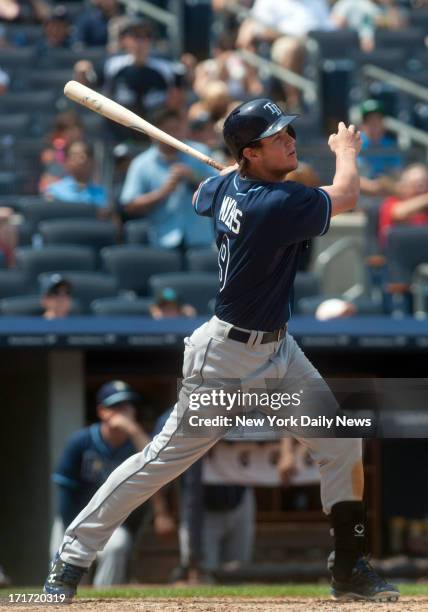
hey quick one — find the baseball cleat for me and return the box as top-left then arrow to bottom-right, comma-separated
44,553 -> 87,602
331,556 -> 400,602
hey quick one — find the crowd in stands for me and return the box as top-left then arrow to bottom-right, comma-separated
0,0 -> 427,318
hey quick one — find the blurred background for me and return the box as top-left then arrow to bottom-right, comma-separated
0,0 -> 428,589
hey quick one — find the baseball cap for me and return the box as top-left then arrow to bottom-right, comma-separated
47,5 -> 70,22
40,273 -> 72,297
96,380 -> 140,408
118,17 -> 152,38
155,287 -> 180,305
361,99 -> 384,118
223,98 -> 298,161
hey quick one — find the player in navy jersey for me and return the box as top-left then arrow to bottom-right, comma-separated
45,99 -> 399,602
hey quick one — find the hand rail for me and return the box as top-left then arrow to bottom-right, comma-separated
362,64 -> 428,103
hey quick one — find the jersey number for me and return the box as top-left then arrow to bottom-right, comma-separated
218,236 -> 230,292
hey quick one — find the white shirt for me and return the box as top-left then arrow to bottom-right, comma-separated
251,0 -> 334,36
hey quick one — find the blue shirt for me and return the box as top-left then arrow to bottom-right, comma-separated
194,171 -> 332,331
52,424 -> 137,527
46,176 -> 108,208
120,144 -> 217,248
358,133 -> 403,179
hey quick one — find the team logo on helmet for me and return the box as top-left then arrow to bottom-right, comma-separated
263,102 -> 282,116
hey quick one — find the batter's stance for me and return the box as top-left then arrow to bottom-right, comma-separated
45,99 -> 399,602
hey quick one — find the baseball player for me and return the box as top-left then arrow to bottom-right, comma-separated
45,99 -> 399,602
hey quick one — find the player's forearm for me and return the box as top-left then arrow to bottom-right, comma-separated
325,150 -> 360,216
151,490 -> 170,517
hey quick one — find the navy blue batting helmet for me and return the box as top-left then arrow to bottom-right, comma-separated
223,98 -> 298,161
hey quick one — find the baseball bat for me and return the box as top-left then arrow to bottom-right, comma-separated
64,80 -> 225,171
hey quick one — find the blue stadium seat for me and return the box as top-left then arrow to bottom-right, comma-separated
20,201 -> 98,232
39,219 -> 118,251
123,220 -> 151,245
38,271 -> 118,313
91,296 -> 154,316
148,272 -> 218,314
186,247 -> 218,273
16,246 -> 96,289
375,28 -> 426,55
0,90 -> 57,114
0,270 -> 28,299
307,29 -> 360,59
386,227 -> 428,285
0,295 -> 44,316
0,114 -> 30,139
101,246 -> 182,295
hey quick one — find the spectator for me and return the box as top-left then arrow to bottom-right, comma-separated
358,99 -> 403,180
120,109 -> 216,249
44,141 -> 108,211
149,287 -> 196,320
189,80 -> 231,123
73,0 -> 121,48
41,274 -> 73,320
103,17 -> 185,130
187,112 -> 220,151
0,0 -> 50,23
237,0 -> 334,109
50,381 -> 151,585
331,0 -> 408,52
379,163 -> 428,247
39,5 -> 72,50
39,111 -> 84,193
0,66 -> 10,95
0,207 -> 17,267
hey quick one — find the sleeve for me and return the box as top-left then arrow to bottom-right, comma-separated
119,156 -> 150,206
193,175 -> 222,218
273,183 -> 332,244
52,433 -> 84,492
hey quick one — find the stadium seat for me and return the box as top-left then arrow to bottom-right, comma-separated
28,69 -> 74,93
0,295 -> 44,316
7,24 -> 44,47
307,29 -> 360,59
38,271 -> 118,313
101,246 -> 182,295
186,247 -> 218,273
148,272 -> 218,314
39,219 -> 118,251
39,47 -> 106,69
123,220 -> 151,245
0,114 -> 30,138
0,251 -> 5,269
91,296 -> 154,316
355,48 -> 406,72
375,28 -> 426,54
0,270 -> 28,299
15,246 -> 96,289
386,227 -> 428,285
0,47 -> 36,71
16,222 -> 33,247
293,272 -> 321,308
0,90 -> 57,114
20,201 -> 98,232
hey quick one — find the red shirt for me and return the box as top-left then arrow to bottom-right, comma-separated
379,196 -> 428,249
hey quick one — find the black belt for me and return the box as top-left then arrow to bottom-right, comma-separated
227,324 -> 287,344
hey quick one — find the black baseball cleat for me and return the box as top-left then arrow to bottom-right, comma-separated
44,553 -> 87,602
331,556 -> 400,602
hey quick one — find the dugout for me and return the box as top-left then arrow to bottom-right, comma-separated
1,315 -> 428,585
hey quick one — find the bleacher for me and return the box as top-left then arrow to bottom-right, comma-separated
0,0 -> 427,319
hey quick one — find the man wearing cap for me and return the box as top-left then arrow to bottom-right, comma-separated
149,287 -> 196,319
359,99 -> 403,181
41,274 -> 73,320
50,381 -> 150,585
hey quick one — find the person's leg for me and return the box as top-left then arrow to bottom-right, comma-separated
222,488 -> 256,565
275,334 -> 398,600
201,512 -> 224,572
92,526 -> 132,586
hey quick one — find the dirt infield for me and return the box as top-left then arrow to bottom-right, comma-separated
0,597 -> 426,611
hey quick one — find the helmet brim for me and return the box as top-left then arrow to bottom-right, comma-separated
251,114 -> 299,143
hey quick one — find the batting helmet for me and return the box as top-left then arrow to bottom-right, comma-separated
223,98 -> 298,161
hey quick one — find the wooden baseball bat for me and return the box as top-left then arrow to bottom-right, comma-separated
64,80 -> 225,171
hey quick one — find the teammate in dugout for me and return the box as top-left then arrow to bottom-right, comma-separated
45,99 -> 399,602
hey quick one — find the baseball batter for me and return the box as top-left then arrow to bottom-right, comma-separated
45,99 -> 399,602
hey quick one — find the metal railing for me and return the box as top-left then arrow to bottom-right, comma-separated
362,64 -> 428,104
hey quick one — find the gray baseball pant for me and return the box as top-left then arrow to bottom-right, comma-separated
59,316 -> 363,568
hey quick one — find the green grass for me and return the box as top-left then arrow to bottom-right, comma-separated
2,583 -> 428,599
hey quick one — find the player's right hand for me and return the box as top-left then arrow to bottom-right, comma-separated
328,122 -> 362,156
153,512 -> 176,538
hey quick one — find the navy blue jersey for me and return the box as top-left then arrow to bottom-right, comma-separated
53,424 -> 137,526
194,171 -> 332,331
